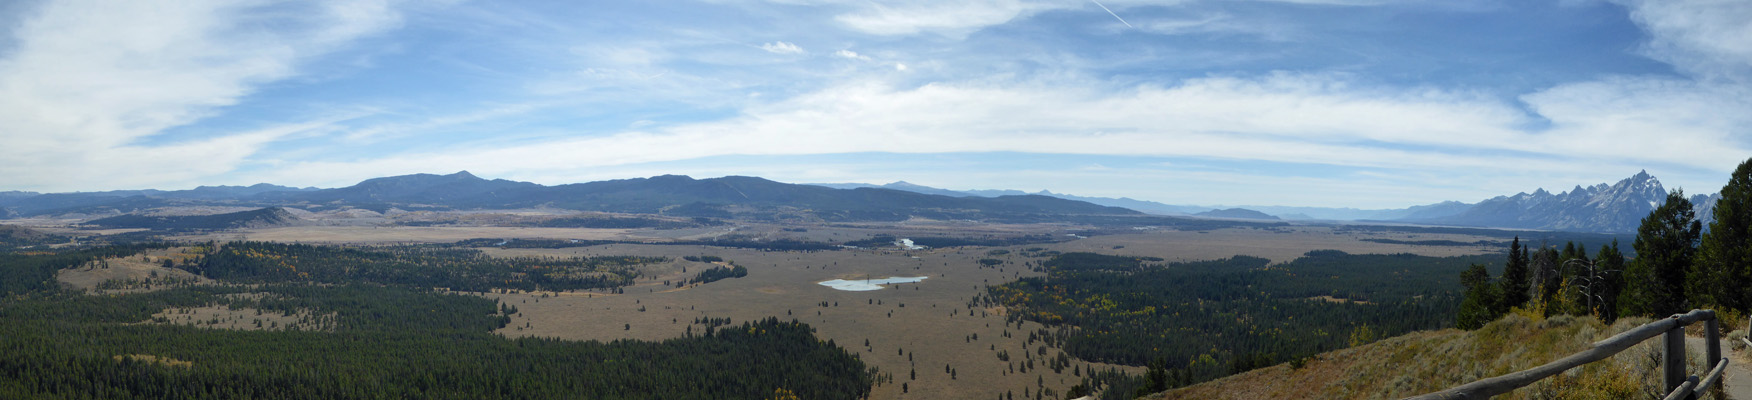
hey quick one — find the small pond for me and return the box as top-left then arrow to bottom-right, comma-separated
817,276 -> 928,291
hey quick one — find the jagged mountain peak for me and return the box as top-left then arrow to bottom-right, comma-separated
1627,170 -> 1658,184
1417,171 -> 1690,233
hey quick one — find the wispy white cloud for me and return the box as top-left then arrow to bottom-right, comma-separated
778,0 -> 1381,37
1611,0 -> 1752,82
1141,14 -> 1229,34
0,0 -> 401,191
1137,12 -> 1291,40
834,49 -> 872,61
1520,76 -> 1752,168
572,44 -> 664,67
751,0 -> 1108,37
340,103 -> 546,143
830,0 -> 1059,36
1251,0 -> 1395,5
759,41 -> 805,54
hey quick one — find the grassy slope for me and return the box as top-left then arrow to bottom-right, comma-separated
1147,313 -> 1711,400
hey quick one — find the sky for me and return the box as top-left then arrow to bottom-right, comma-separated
1,0 -> 1749,208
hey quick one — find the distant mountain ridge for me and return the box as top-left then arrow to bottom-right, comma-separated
1692,192 -> 1722,224
259,171 -> 540,206
1194,208 -> 1280,221
0,184 -> 317,217
3,172 -> 1141,224
811,182 -> 1210,215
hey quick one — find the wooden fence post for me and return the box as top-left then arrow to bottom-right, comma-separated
1664,314 -> 1687,399
1707,317 -> 1721,394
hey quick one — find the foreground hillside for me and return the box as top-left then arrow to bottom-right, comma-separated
1148,313 -> 1704,400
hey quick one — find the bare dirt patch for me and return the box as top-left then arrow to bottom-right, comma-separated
1307,295 -> 1373,305
113,354 -> 193,368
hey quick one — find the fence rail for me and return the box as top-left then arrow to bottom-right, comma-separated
1404,309 -> 1727,400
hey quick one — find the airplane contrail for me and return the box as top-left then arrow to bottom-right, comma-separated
1090,0 -> 1133,28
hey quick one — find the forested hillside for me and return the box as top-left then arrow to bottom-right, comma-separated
0,224 -> 61,250
86,207 -> 298,230
188,241 -> 662,292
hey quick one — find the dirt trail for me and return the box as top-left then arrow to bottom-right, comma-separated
1687,336 -> 1752,400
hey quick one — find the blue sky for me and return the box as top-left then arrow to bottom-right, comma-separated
1,0 -> 1748,208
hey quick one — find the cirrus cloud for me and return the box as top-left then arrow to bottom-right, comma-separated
250,71 -> 1745,192
0,0 -> 401,191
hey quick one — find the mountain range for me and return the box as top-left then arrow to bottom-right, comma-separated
0,172 -> 1139,224
0,170 -> 1722,233
1405,170 -> 1714,233
811,182 -> 1212,215
814,171 -> 1722,234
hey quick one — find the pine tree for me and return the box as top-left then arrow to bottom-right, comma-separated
1455,264 -> 1501,329
1694,158 -> 1752,312
1499,237 -> 1531,312
1593,241 -> 1627,323
1621,191 -> 1701,317
1533,246 -> 1562,317
1550,241 -> 1595,317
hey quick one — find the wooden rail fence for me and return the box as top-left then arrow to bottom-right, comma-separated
1404,309 -> 1730,400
